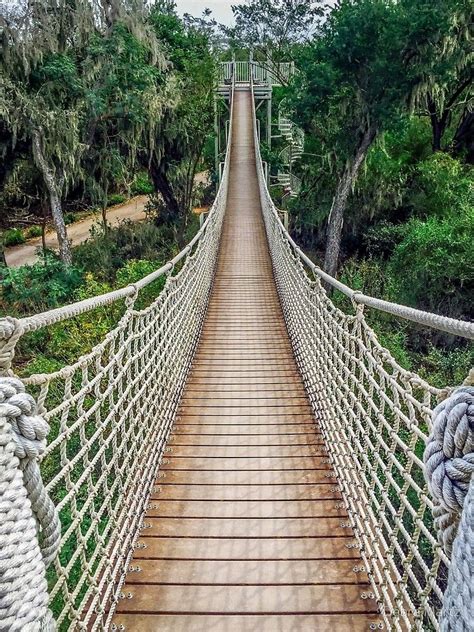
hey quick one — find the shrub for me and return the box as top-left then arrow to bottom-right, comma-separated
417,346 -> 474,389
25,225 -> 43,239
64,212 -> 78,225
116,259 -> 167,309
3,228 -> 26,247
415,153 -> 473,219
389,210 -> 474,318
107,194 -> 127,207
363,221 -> 407,259
0,253 -> 83,315
74,220 -> 173,282
131,173 -> 154,195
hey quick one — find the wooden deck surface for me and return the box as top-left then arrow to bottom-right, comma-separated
113,89 -> 380,631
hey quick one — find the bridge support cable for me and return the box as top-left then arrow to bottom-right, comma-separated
250,73 -> 473,631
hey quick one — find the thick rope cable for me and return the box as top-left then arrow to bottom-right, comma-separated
424,387 -> 474,556
0,377 -> 59,631
249,73 -> 473,630
439,477 -> 474,631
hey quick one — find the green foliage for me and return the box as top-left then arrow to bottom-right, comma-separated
131,173 -> 154,195
117,259 -> 167,308
3,228 -> 26,247
64,213 -> 78,225
389,210 -> 474,317
0,0 -> 215,252
25,225 -> 43,239
228,0 -> 322,61
417,346 -> 474,390
106,194 -> 127,207
335,255 -> 473,386
415,152 -> 473,218
364,221 -> 408,259
0,254 -> 83,314
74,220 -> 173,282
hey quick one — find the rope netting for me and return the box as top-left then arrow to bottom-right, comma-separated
251,78 -> 473,631
0,67 -> 472,631
0,81 -> 234,631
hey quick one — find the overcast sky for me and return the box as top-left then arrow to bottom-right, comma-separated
175,0 -> 235,25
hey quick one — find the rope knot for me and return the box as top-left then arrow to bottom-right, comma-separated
0,376 -> 61,568
0,377 -> 50,459
424,386 -> 474,555
0,317 -> 22,374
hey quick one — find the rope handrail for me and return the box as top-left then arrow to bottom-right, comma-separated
253,90 -> 474,340
0,157 -> 229,341
0,74 -> 236,630
250,73 -> 473,632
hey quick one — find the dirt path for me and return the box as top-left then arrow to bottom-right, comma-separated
5,196 -> 148,267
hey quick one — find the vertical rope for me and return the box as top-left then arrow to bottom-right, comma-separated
0,377 -> 60,631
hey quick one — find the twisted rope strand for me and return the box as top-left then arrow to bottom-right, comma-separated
0,378 -> 59,631
424,387 -> 474,555
440,478 -> 474,631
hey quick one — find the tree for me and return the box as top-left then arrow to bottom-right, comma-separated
0,2 -> 89,264
291,0 -> 409,279
228,0 -> 322,82
401,0 -> 473,153
146,2 -> 216,229
0,0 -> 169,261
81,20 -> 166,230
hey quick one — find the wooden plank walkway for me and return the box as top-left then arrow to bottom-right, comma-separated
113,89 -> 380,631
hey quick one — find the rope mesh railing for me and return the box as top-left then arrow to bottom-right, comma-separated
250,77 -> 473,631
0,67 -> 472,632
0,80 -> 234,631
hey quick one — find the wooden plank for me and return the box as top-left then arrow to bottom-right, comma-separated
161,456 -> 331,470
146,499 -> 345,519
171,424 -> 320,435
132,536 -> 360,561
115,584 -> 377,614
141,517 -> 351,538
169,433 -> 323,446
152,483 -> 341,501
112,614 -> 384,632
157,469 -> 337,485
175,414 -> 315,423
180,397 -> 309,407
123,559 -> 368,585
183,384 -> 307,394
178,406 -> 313,417
168,445 -> 327,458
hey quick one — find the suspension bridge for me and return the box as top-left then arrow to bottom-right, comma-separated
0,65 -> 473,632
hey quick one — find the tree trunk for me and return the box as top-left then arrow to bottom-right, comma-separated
324,126 -> 376,281
452,109 -> 474,163
32,130 -> 72,265
149,161 -> 182,225
0,243 -> 7,267
431,118 -> 443,152
427,96 -> 448,152
41,198 -> 48,255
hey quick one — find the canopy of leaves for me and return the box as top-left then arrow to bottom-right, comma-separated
0,0 -> 216,237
